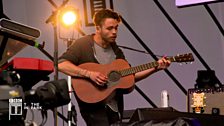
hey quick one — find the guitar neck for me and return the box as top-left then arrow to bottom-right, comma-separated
118,57 -> 175,77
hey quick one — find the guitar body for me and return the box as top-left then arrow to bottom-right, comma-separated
72,59 -> 135,104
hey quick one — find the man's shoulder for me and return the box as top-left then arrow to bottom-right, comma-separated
76,34 -> 93,42
71,34 -> 93,48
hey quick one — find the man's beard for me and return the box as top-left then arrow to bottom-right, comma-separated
102,35 -> 115,43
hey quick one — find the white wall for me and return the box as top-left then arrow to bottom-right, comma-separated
2,0 -> 224,126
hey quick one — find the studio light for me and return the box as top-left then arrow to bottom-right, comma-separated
62,11 -> 77,26
24,79 -> 71,110
59,6 -> 79,27
58,6 -> 83,46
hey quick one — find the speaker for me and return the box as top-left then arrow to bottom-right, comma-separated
188,87 -> 224,115
127,107 -> 224,126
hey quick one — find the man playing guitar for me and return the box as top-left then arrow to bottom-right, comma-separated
58,9 -> 170,126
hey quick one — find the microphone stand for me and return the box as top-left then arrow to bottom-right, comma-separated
118,45 -> 151,55
63,22 -> 86,126
65,39 -> 76,126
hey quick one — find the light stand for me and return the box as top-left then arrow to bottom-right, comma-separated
46,10 -> 59,126
46,1 -> 69,126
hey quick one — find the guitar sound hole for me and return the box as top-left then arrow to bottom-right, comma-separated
108,71 -> 121,82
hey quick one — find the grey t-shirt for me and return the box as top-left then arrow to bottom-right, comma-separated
93,42 -> 116,64
93,42 -> 119,112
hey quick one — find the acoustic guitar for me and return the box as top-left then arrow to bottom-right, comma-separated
72,53 -> 194,103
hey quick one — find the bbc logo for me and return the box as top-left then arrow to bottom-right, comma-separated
9,98 -> 23,120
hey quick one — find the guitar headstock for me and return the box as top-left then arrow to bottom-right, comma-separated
172,53 -> 194,63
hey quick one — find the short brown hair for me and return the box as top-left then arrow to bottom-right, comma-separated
93,9 -> 121,26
